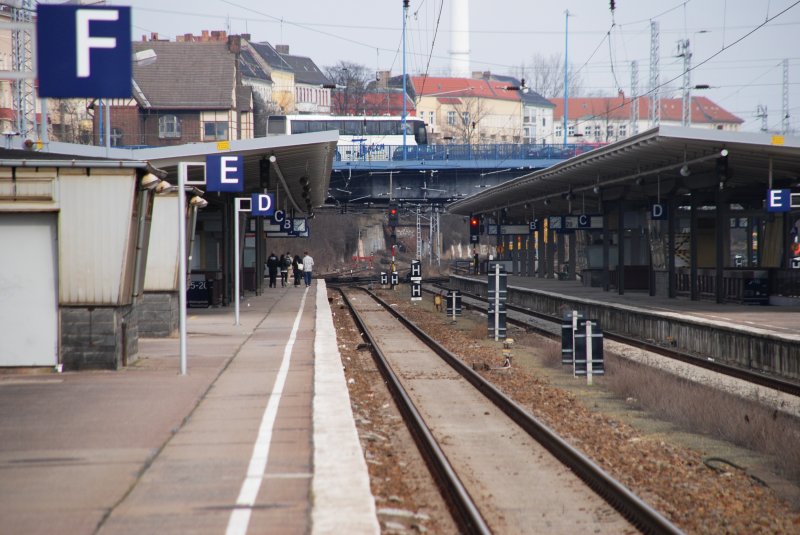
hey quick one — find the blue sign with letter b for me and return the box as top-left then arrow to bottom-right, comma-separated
37,6 -> 131,98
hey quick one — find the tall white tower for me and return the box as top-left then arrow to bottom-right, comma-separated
450,0 -> 470,78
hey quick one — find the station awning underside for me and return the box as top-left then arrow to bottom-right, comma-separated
29,131 -> 339,214
446,126 -> 800,220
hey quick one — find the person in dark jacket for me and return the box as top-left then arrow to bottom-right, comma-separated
293,253 -> 303,287
266,252 -> 279,288
279,253 -> 290,287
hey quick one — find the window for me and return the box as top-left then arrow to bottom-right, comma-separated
461,112 -> 470,126
606,125 -> 614,138
110,128 -> 123,147
567,124 -> 575,137
158,114 -> 181,139
619,124 -> 627,137
204,121 -> 228,140
583,125 -> 592,137
447,111 -> 456,126
555,125 -> 562,138
428,111 -> 435,126
542,117 -> 546,127
594,125 -> 601,138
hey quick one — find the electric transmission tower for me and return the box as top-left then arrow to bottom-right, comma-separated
11,0 -> 36,139
648,21 -> 660,128
630,60 -> 639,136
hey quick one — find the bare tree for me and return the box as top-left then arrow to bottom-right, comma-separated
515,53 -> 583,98
324,61 -> 371,115
252,92 -> 281,137
443,97 -> 489,144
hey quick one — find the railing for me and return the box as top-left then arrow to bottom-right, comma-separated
675,268 -> 771,304
335,143 -> 606,163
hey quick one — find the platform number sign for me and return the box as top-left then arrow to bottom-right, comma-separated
250,193 -> 275,216
37,5 -> 132,98
793,257 -> 800,270
206,155 -> 244,192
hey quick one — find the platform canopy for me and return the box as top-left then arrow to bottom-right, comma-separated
446,126 -> 800,219
22,131 -> 339,215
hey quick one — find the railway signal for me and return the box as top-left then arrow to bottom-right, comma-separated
469,215 -> 480,243
388,204 -> 399,226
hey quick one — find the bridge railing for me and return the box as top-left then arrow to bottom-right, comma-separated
334,143 -> 606,162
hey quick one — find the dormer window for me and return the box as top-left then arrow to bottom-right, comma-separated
158,115 -> 181,139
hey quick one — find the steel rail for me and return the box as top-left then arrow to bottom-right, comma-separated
428,284 -> 800,398
338,288 -> 492,535
358,286 -> 683,535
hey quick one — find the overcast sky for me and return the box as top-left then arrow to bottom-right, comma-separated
103,1 -> 800,132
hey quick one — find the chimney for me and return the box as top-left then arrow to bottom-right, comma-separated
376,70 -> 391,89
471,71 -> 483,80
201,30 -> 209,41
150,32 -> 158,41
275,45 -> 289,54
241,33 -> 251,41
228,35 -> 241,54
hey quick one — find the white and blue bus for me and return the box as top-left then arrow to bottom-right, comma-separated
266,114 -> 428,161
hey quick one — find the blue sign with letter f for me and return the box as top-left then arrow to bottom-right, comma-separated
38,5 -> 132,98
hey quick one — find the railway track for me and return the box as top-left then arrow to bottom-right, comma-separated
338,285 -> 682,535
426,284 -> 800,398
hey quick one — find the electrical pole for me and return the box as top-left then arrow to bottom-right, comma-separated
11,0 -> 36,140
649,21 -> 660,128
630,60 -> 639,136
782,58 -> 790,135
677,38 -> 692,127
756,105 -> 768,133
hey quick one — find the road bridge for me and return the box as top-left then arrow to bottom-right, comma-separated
328,142 -> 593,206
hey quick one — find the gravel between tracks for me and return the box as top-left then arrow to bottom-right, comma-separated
331,288 -> 800,534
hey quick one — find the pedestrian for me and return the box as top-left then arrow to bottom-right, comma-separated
302,251 -> 314,287
473,247 -> 480,275
280,252 -> 291,287
267,251 -> 279,288
293,253 -> 303,287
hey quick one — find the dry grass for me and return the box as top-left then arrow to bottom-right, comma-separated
603,355 -> 800,480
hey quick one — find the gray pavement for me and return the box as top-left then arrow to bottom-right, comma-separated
0,281 -> 378,535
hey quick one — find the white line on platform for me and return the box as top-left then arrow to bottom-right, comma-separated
225,287 -> 309,535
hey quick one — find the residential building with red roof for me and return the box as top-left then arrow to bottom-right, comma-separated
548,94 -> 743,144
408,74 -> 527,144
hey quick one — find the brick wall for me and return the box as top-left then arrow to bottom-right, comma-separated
60,305 -> 139,370
138,291 -> 179,337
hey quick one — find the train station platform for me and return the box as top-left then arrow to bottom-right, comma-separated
448,273 -> 800,381
0,281 -> 379,535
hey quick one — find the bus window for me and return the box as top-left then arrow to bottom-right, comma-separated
414,121 -> 428,145
343,120 -> 362,136
366,121 -> 380,136
291,120 -> 309,134
376,121 -> 392,135
267,116 -> 287,135
308,121 -> 326,132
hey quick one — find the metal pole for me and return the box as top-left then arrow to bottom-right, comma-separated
586,320 -> 593,386
494,263 -> 500,341
563,10 -> 569,146
234,205 -> 241,325
402,0 -> 409,160
178,164 -> 188,375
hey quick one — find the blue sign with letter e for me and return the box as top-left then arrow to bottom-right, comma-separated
251,193 -> 275,216
37,5 -> 131,98
206,155 -> 244,192
767,189 -> 790,212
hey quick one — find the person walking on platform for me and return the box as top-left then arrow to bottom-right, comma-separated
293,253 -> 303,287
473,247 -> 480,274
280,252 -> 291,287
266,252 -> 279,288
302,251 -> 314,287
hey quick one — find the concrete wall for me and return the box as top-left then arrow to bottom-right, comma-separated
61,305 -> 139,370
